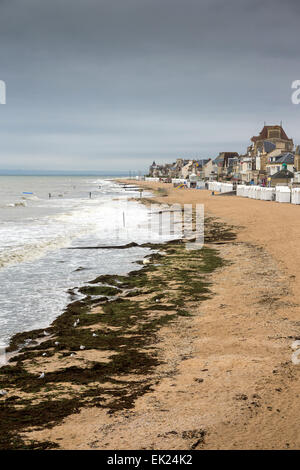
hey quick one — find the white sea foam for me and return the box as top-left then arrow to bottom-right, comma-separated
0,176 -> 166,345
4,201 -> 27,208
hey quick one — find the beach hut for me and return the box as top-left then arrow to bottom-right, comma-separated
236,185 -> 245,197
276,186 -> 291,203
248,186 -> 257,199
243,186 -> 250,198
291,188 -> 300,204
254,186 -> 262,200
263,188 -> 275,201
220,183 -> 233,193
211,182 -> 221,192
247,186 -> 253,198
188,173 -> 198,188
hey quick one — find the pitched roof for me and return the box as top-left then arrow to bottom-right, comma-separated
267,152 -> 294,165
267,148 -> 284,158
195,159 -> 210,168
214,152 -> 238,165
272,169 -> 294,179
251,125 -> 290,143
276,153 -> 294,164
263,140 -> 276,153
257,140 -> 276,153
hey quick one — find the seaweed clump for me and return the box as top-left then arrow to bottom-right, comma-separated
0,218 -> 233,449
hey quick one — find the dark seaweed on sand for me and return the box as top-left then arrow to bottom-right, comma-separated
0,217 -> 235,449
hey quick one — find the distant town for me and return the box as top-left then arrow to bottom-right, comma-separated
146,124 -> 300,187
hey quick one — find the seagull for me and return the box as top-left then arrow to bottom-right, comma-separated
0,390 -> 7,396
54,341 -> 59,346
70,353 -> 75,357
38,373 -> 45,379
73,321 -> 78,327
80,345 -> 85,350
43,330 -> 49,336
155,299 -> 160,303
92,333 -> 98,337
42,353 -> 47,357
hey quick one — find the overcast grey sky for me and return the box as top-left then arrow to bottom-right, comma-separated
0,0 -> 300,172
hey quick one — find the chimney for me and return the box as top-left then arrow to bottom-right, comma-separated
295,146 -> 300,172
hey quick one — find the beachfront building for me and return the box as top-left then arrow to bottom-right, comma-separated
247,124 -> 294,184
181,160 -> 194,179
214,152 -> 239,180
148,161 -> 176,178
148,158 -> 210,180
147,125 -> 297,184
294,146 -> 300,172
270,167 -> 294,186
202,158 -> 218,180
266,152 -> 294,176
189,159 -> 210,179
250,125 -> 293,155
179,159 -> 206,179
239,156 -> 254,183
292,146 -> 300,183
237,124 -> 295,185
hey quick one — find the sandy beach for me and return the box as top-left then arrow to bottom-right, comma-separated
1,181 -> 300,450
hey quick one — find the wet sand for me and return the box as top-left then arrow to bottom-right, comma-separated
1,181 -> 300,449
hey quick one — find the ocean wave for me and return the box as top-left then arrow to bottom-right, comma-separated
21,195 -> 39,201
3,201 -> 27,208
0,182 -> 153,270
0,234 -> 74,269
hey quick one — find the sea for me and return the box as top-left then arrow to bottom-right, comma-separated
0,176 -> 175,347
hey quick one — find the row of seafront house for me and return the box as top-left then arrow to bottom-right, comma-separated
146,125 -> 300,187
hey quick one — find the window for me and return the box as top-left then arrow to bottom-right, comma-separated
268,130 -> 280,139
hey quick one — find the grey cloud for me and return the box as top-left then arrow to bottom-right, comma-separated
0,0 -> 300,171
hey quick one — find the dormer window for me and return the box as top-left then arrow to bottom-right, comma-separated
268,129 -> 280,139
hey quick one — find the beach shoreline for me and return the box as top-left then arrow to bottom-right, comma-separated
1,180 -> 300,449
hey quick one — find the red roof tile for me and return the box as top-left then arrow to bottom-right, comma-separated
251,126 -> 290,142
